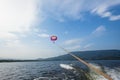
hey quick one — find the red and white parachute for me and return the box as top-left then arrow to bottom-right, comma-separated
50,35 -> 57,43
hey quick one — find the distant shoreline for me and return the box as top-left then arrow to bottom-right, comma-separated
0,59 -> 120,63
1,50 -> 120,62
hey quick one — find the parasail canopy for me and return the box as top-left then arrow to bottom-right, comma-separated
50,35 -> 57,42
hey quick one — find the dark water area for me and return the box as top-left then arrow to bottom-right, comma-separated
0,60 -> 120,80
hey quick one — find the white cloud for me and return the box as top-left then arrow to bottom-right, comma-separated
63,38 -> 82,51
0,0 -> 43,51
84,43 -> 93,49
92,26 -> 106,36
4,40 -> 23,48
0,0 -> 120,59
67,45 -> 81,50
64,39 -> 82,45
0,32 -> 17,40
41,0 -> 85,21
38,33 -> 50,38
91,1 -> 120,21
109,15 -> 120,21
0,0 -> 39,40
0,45 -> 41,59
33,28 -> 48,33
41,0 -> 120,21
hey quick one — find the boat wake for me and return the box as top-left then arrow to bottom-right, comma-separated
88,63 -> 120,80
34,63 -> 120,80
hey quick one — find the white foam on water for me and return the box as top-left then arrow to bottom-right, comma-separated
89,63 -> 102,70
104,67 -> 120,80
60,64 -> 74,70
89,63 -> 120,80
89,71 -> 107,80
34,77 -> 59,80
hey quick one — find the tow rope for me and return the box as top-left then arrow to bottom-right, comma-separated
55,43 -> 113,80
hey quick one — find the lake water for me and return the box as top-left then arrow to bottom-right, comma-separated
0,60 -> 120,80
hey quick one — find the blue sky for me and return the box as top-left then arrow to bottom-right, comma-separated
0,0 -> 120,59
